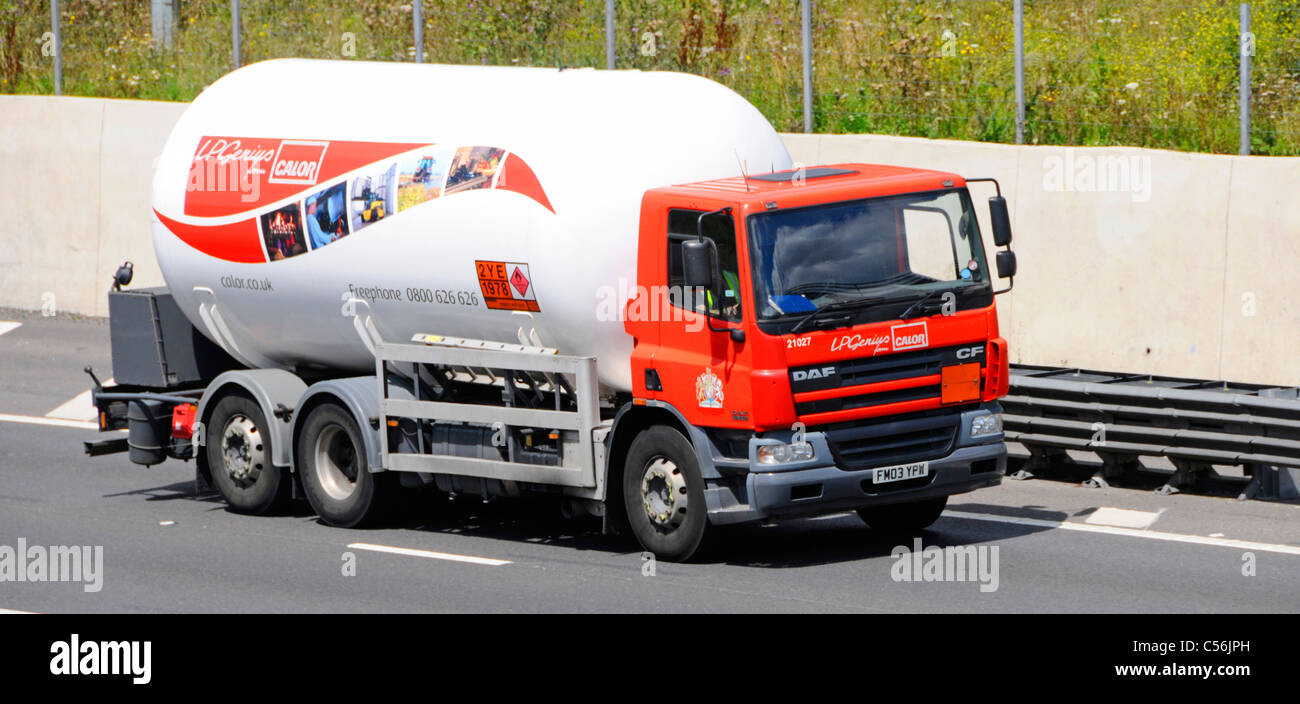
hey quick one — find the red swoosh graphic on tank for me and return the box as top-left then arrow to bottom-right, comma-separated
166,140 -> 555,263
495,153 -> 554,213
156,210 -> 264,263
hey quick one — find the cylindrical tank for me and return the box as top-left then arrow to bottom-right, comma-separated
152,59 -> 791,390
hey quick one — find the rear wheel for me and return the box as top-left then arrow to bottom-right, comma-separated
205,393 -> 290,515
622,426 -> 709,562
856,496 -> 948,533
297,402 -> 390,527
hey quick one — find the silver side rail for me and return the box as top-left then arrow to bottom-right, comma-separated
374,334 -> 601,490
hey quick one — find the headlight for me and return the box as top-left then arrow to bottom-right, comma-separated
970,413 -> 1003,438
756,441 -> 815,465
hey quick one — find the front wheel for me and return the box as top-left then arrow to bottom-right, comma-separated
297,402 -> 391,527
622,427 -> 709,562
856,496 -> 948,534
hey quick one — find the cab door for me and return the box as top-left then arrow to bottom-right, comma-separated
652,208 -> 754,429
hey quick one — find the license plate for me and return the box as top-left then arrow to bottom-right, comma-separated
872,461 -> 930,484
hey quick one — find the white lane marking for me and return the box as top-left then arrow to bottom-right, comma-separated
0,413 -> 100,431
45,380 -> 112,422
1084,506 -> 1162,529
0,607 -> 37,614
0,322 -> 21,336
1210,532 -> 1225,538
807,512 -> 853,521
347,542 -> 512,567
945,510 -> 1300,556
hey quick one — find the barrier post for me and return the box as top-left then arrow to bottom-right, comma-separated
801,0 -> 812,133
50,0 -> 62,95
1239,3 -> 1252,156
415,1 -> 424,63
1014,0 -> 1025,144
231,0 -> 241,69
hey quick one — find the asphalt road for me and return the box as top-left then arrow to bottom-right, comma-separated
2,310 -> 1299,613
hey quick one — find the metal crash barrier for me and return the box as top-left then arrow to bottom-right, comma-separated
1002,365 -> 1300,500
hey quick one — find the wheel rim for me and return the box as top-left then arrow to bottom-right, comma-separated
220,415 -> 263,488
640,456 -> 688,532
314,424 -> 359,501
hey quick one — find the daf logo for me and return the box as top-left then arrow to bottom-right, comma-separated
956,346 -> 984,360
793,366 -> 836,382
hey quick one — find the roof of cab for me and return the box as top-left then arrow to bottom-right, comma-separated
661,163 -> 966,205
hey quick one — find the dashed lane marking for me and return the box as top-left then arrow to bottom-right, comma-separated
45,382 -> 112,423
1084,506 -> 1163,529
347,542 -> 512,567
0,413 -> 101,431
945,510 -> 1300,556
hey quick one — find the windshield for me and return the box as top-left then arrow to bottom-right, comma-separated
747,189 -> 990,321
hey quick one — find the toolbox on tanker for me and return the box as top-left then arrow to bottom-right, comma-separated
108,287 -> 240,388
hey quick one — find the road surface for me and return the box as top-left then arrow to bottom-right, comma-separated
1,310 -> 1297,613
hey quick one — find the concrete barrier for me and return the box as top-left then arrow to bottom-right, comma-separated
0,95 -> 184,318
787,133 -> 1300,386
0,95 -> 1295,385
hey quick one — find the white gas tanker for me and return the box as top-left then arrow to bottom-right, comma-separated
91,59 -> 1017,562
152,59 -> 792,391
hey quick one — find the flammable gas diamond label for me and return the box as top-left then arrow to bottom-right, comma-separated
475,260 -> 540,312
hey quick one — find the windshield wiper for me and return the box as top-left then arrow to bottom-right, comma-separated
899,289 -> 949,320
787,284 -> 979,333
789,294 -> 892,334
899,283 -> 990,319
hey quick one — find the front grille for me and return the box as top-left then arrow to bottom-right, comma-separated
833,345 -> 956,387
817,408 -> 961,470
790,344 -> 984,416
797,384 -> 935,416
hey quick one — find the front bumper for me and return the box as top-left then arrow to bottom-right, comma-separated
703,406 -> 1006,525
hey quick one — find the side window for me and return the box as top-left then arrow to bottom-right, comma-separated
667,208 -> 741,321
902,206 -> 958,282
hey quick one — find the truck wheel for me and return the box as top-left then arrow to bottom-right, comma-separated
297,402 -> 389,527
623,427 -> 709,562
206,394 -> 290,515
856,497 -> 948,534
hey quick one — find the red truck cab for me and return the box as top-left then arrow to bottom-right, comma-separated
622,163 -> 1014,540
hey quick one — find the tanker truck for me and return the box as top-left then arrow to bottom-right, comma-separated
85,59 -> 1017,561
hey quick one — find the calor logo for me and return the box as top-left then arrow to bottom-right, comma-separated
268,140 -> 329,185
890,321 -> 929,351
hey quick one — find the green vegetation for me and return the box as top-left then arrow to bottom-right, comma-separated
2,1 -> 1297,154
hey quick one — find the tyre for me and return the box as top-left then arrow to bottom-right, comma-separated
856,496 -> 948,534
622,426 -> 709,562
296,402 -> 390,527
205,393 -> 290,515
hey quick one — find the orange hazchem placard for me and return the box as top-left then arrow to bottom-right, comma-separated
475,260 -> 540,312
940,362 -> 981,404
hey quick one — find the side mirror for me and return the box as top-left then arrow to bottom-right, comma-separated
989,195 -> 1012,247
681,238 -> 722,308
996,250 -> 1017,279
